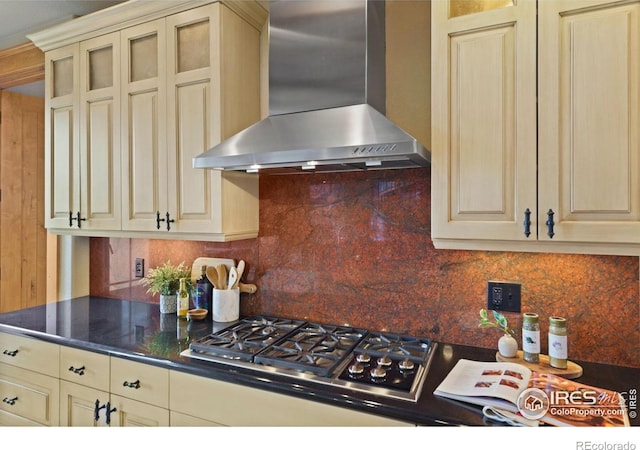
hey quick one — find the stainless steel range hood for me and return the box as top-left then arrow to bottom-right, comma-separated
193,0 -> 430,174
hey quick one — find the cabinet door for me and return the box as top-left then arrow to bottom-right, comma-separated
165,3 -> 260,236
44,44 -> 80,229
431,0 -> 537,243
121,19 -> 169,232
538,0 -> 640,243
165,4 -> 220,234
79,33 -> 122,230
109,394 -> 169,427
59,380 -> 109,427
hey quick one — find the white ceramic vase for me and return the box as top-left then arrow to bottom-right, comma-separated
159,294 -> 177,314
498,334 -> 518,358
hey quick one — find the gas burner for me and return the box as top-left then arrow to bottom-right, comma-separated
356,353 -> 371,364
377,355 -> 392,366
370,366 -> 386,379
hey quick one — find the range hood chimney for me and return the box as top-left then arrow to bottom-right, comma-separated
193,0 -> 430,174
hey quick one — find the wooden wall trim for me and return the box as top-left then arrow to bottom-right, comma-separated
0,42 -> 44,89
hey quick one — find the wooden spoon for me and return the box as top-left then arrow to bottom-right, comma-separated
235,260 -> 245,286
205,266 -> 219,289
238,282 -> 257,294
216,264 -> 227,290
228,266 -> 238,290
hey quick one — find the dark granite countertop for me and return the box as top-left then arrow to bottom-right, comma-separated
0,297 -> 638,426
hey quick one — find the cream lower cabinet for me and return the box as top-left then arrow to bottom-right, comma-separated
431,0 -> 640,256
169,370 -> 413,427
109,357 -> 169,427
34,1 -> 263,241
60,351 -> 170,427
0,333 -> 60,426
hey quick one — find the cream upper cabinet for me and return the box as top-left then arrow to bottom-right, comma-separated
120,18 -> 168,232
79,33 -> 122,231
538,0 -> 640,246
431,0 -> 640,255
35,1 -> 264,241
121,3 -> 261,237
44,44 -> 80,230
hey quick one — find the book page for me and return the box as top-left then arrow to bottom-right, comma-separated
434,359 -> 532,405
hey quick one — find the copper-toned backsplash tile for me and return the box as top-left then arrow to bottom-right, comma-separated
90,168 -> 640,368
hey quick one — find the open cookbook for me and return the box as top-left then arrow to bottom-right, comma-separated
434,359 -> 630,427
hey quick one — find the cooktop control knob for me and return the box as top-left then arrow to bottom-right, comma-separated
399,358 -> 415,371
348,362 -> 364,376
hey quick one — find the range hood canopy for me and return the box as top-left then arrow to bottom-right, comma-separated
193,0 -> 430,174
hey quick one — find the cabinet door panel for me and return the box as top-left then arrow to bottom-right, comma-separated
539,0 -> 640,243
121,19 -> 167,232
45,44 -> 80,229
80,33 -> 121,230
109,394 -> 169,427
59,380 -> 109,427
431,0 -> 537,242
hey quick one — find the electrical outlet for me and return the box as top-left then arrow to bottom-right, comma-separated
487,281 -> 521,313
135,258 -> 144,278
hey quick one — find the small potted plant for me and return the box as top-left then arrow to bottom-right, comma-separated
140,261 -> 193,314
478,308 -> 518,358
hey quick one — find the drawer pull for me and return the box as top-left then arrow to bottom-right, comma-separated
2,349 -> 18,357
69,365 -> 85,376
123,379 -> 140,389
2,396 -> 18,406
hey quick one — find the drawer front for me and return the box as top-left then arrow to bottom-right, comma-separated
169,370 -> 412,426
0,333 -> 59,377
0,363 -> 59,426
110,357 -> 169,408
60,346 -> 110,391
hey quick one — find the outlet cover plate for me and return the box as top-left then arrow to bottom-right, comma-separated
135,258 -> 144,278
487,281 -> 521,313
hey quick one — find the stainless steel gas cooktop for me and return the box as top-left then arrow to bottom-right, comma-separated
181,315 -> 437,402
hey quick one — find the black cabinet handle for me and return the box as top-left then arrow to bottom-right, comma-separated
546,209 -> 555,238
165,212 -> 175,231
69,211 -> 75,227
94,399 -> 106,422
69,365 -> 85,376
105,402 -> 117,425
2,396 -> 18,406
523,208 -> 532,238
123,379 -> 140,389
2,349 -> 18,357
76,211 -> 86,229
156,211 -> 164,230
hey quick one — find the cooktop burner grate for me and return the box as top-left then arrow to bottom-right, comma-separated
189,315 -> 304,361
254,323 -> 367,376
